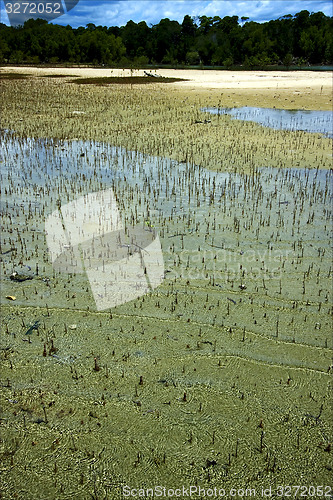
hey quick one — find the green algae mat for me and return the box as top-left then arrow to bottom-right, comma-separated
0,129 -> 332,499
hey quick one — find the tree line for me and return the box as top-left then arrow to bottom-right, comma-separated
1,10 -> 332,68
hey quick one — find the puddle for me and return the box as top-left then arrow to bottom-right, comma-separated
203,107 -> 333,137
1,130 -> 332,495
1,130 -> 331,357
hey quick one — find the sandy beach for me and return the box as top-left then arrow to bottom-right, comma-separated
3,65 -> 332,112
3,65 -> 332,89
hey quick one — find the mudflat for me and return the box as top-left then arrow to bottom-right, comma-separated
0,67 -> 332,499
3,66 -> 333,108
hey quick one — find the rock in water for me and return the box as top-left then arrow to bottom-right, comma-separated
10,272 -> 33,282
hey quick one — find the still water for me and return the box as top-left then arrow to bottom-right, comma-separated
203,107 -> 333,138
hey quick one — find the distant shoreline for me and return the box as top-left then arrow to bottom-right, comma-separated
2,66 -> 332,92
2,63 -> 332,71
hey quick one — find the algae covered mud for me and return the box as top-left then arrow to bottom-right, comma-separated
0,71 -> 333,499
0,70 -> 332,174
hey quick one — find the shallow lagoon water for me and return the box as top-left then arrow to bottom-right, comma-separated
203,107 -> 333,137
1,130 -> 332,360
1,131 -> 332,498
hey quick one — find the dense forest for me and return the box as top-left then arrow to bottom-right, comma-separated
0,10 -> 332,68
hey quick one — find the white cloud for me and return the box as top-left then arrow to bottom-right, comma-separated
1,0 -> 332,27
60,0 -> 333,27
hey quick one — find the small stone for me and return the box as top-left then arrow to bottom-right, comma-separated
10,272 -> 33,282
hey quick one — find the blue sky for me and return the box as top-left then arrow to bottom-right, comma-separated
1,0 -> 332,28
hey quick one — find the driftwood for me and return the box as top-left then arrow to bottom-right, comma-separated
144,71 -> 162,78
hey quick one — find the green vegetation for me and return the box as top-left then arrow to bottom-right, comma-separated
69,76 -> 186,85
0,72 -> 29,79
1,128 -> 332,498
1,76 -> 331,174
39,73 -> 79,78
0,60 -> 332,497
1,10 -> 332,67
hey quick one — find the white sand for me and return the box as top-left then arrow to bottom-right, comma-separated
3,66 -> 332,90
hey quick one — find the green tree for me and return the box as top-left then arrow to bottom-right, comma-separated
180,15 -> 197,63
152,18 -> 181,63
121,20 -> 150,60
1,11 -> 331,67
